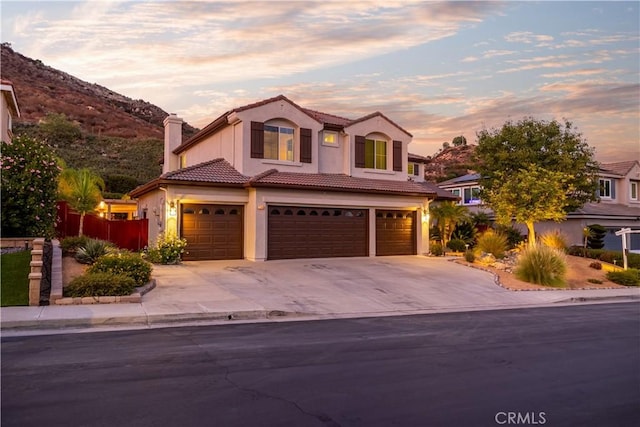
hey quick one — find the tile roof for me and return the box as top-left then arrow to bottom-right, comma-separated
301,108 -> 352,127
163,158 -> 249,184
250,171 -> 435,196
571,202 -> 640,217
437,173 -> 481,186
420,182 -> 459,200
599,160 -> 639,177
408,152 -> 430,163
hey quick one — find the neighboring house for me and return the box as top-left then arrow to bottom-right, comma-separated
97,199 -> 139,220
131,95 -> 449,261
0,79 -> 20,143
435,160 -> 640,250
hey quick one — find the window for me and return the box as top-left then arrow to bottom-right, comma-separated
364,139 -> 387,169
323,131 -> 338,146
631,181 -> 638,201
264,125 -> 294,161
179,154 -> 187,169
408,162 -> 420,176
463,186 -> 481,205
599,178 -> 612,199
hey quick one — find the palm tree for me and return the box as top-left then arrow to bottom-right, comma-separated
58,168 -> 104,236
430,202 -> 470,250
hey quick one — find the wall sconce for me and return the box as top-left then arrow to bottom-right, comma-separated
169,201 -> 177,217
422,211 -> 430,223
257,204 -> 265,210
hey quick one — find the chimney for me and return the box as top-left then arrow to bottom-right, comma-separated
163,113 -> 183,174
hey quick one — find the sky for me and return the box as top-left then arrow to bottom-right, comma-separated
2,1 -> 639,162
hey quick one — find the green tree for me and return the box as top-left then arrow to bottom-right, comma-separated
430,202 -> 470,249
39,113 -> 82,145
1,136 -> 61,238
58,168 -> 104,236
486,164 -> 568,247
452,135 -> 467,147
475,118 -> 598,246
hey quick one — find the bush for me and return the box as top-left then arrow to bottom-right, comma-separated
587,224 -> 606,249
606,269 -> 640,286
451,222 -> 476,246
64,272 -> 136,297
430,242 -> 444,256
515,245 -> 567,287
145,232 -> 187,264
589,261 -> 602,270
447,239 -> 467,253
75,238 -> 115,265
476,231 -> 508,259
464,250 -> 475,263
88,252 -> 152,287
493,225 -> 525,249
587,278 -> 603,284
567,246 -> 640,269
540,230 -> 568,251
60,236 -> 90,255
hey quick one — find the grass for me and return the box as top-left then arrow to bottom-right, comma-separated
1,250 -> 31,306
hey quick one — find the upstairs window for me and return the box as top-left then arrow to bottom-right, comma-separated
463,186 -> 481,205
630,181 -> 638,201
365,139 -> 387,169
599,178 -> 612,199
408,162 -> 420,176
323,131 -> 338,147
264,125 -> 294,161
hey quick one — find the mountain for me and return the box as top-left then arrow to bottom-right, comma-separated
424,144 -> 477,182
0,43 -> 198,140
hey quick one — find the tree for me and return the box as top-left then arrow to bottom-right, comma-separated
430,202 -> 470,249
1,136 -> 61,238
452,135 -> 467,147
39,113 -> 82,145
485,164 -> 568,247
475,118 -> 598,246
58,168 -> 104,236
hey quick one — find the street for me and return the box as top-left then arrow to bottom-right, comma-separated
2,303 -> 639,427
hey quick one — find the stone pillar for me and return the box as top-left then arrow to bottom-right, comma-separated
28,238 -> 45,306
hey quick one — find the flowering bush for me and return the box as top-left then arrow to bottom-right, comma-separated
1,136 -> 61,238
144,232 -> 187,264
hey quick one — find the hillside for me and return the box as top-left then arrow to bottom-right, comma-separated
1,43 -> 198,140
424,144 -> 477,182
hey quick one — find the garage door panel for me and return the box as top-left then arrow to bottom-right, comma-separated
268,206 -> 368,260
376,210 -> 416,256
181,204 -> 243,261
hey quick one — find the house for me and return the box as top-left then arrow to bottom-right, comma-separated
131,95 -> 449,261
436,160 -> 640,249
0,79 -> 20,143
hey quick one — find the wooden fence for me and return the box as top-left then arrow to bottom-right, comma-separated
56,201 -> 148,251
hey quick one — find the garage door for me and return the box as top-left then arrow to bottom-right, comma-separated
268,206 -> 368,260
181,204 -> 243,261
376,210 -> 416,256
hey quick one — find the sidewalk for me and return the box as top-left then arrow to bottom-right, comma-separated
2,257 -> 639,335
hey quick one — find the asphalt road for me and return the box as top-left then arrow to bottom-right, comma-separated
2,303 -> 639,427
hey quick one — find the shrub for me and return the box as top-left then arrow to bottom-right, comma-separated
540,230 -> 568,251
451,222 -> 476,246
515,245 -> 567,287
464,250 -> 475,263
493,225 -> 525,249
567,247 -> 640,269
60,236 -> 90,255
606,269 -> 640,286
447,239 -> 467,253
589,261 -> 602,270
145,232 -> 187,264
587,278 -> 603,284
88,252 -> 152,287
476,231 -> 508,259
75,238 -> 116,265
586,224 -> 606,249
64,272 -> 136,297
430,242 -> 444,256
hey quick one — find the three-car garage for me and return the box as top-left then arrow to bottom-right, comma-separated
181,203 -> 417,261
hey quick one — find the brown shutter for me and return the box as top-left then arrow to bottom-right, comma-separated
355,135 -> 366,168
393,140 -> 402,171
251,121 -> 264,158
300,128 -> 312,163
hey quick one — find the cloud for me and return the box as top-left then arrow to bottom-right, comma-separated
504,31 -> 554,45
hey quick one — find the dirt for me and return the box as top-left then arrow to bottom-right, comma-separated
62,255 -> 88,286
457,254 -> 625,290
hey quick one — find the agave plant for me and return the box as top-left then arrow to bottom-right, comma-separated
75,238 -> 116,265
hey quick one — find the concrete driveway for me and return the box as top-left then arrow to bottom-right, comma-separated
144,256 -> 638,318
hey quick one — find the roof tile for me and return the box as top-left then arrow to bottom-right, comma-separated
163,158 -> 249,184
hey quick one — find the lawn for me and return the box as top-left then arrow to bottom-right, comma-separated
1,250 -> 31,306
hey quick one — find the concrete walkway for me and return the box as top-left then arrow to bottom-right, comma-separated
2,256 -> 638,335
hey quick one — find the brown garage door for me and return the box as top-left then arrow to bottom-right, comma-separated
268,206 -> 368,260
181,204 -> 243,260
376,210 -> 416,256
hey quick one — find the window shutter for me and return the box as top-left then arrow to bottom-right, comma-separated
393,140 -> 402,172
251,121 -> 264,158
300,128 -> 312,163
611,179 -> 616,199
355,135 -> 365,168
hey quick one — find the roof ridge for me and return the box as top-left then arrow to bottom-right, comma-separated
301,107 -> 353,123
249,168 -> 279,184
